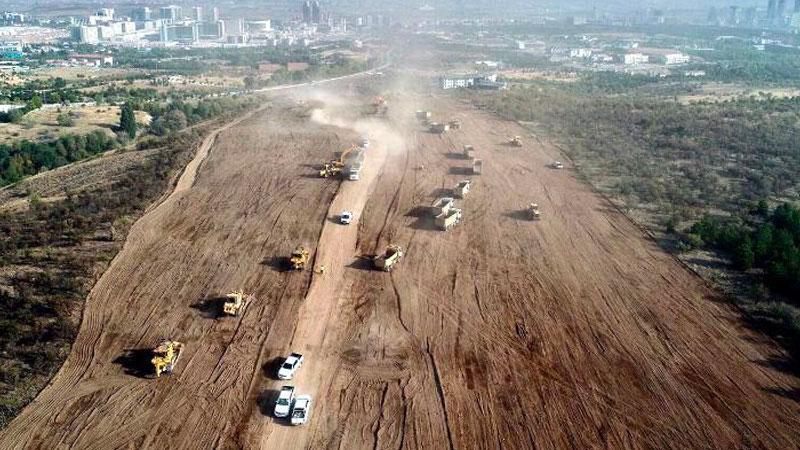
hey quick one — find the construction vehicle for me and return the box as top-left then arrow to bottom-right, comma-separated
289,246 -> 310,270
551,161 -> 564,169
415,110 -> 432,122
435,208 -> 462,231
430,197 -> 455,217
223,290 -> 254,316
372,96 -> 388,116
448,120 -> 461,130
528,203 -> 541,220
472,159 -> 484,175
429,122 -> 449,134
509,136 -> 523,147
151,339 -> 184,378
374,245 -> 404,271
319,163 -> 342,178
463,145 -> 475,159
453,180 -> 471,199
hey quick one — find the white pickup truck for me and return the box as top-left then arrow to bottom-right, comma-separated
290,395 -> 312,425
274,386 -> 295,418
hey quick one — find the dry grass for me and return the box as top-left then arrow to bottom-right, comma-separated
0,106 -> 151,144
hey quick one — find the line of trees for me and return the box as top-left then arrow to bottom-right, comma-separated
689,202 -> 800,294
0,131 -> 117,186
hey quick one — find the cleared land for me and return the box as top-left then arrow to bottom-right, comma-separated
0,87 -> 799,450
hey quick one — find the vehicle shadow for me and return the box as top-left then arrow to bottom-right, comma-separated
503,209 -> 532,221
347,256 -> 375,271
190,297 -> 225,319
411,216 -> 438,231
262,356 -> 283,379
444,152 -> 466,160
430,187 -> 453,198
449,167 -> 473,176
113,348 -> 154,379
261,256 -> 290,273
404,206 -> 429,218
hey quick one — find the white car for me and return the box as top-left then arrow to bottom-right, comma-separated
552,161 -> 564,169
339,211 -> 354,225
290,395 -> 312,425
277,353 -> 304,380
360,137 -> 370,148
274,386 -> 295,418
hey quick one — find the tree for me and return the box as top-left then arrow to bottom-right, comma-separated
734,237 -> 755,270
56,113 -> 74,127
119,103 -> 137,139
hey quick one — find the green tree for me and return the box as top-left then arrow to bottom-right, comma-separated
56,113 -> 74,127
734,236 -> 755,270
119,103 -> 137,139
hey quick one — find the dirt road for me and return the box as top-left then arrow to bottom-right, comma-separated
1,87 -> 799,449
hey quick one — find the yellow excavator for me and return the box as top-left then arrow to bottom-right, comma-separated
319,145 -> 357,178
290,246 -> 310,270
151,339 -> 184,377
223,290 -> 254,316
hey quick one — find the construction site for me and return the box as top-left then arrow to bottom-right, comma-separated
0,66 -> 799,450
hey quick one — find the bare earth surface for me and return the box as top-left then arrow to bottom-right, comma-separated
1,88 -> 799,450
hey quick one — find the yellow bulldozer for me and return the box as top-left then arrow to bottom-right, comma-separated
319,162 -> 342,178
290,246 -> 310,270
151,339 -> 184,378
223,290 -> 254,316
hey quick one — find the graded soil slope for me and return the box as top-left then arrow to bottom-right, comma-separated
0,102 -> 358,449
252,97 -> 800,450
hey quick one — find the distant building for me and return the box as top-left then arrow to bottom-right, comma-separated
570,48 -> 592,58
192,6 -> 204,22
160,5 -> 182,22
223,18 -> 245,36
440,73 -> 503,90
0,41 -> 23,59
623,53 -> 649,65
211,7 -> 220,22
247,20 -> 271,33
301,1 -> 312,23
133,7 -> 152,22
161,22 -> 199,43
69,53 -> 113,66
311,0 -> 321,23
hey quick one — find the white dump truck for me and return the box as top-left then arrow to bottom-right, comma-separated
453,180 -> 471,199
435,208 -> 462,231
472,159 -> 484,175
430,197 -> 455,217
463,145 -> 475,159
374,245 -> 404,271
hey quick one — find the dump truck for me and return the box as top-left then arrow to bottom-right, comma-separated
435,208 -> 462,231
223,290 -> 254,316
463,145 -> 475,159
374,245 -> 404,271
415,110 -> 432,122
430,197 -> 455,217
472,159 -> 484,175
429,122 -> 449,134
453,180 -> 471,199
448,120 -> 461,130
151,339 -> 184,378
290,246 -> 310,270
509,136 -> 523,147
528,203 -> 541,220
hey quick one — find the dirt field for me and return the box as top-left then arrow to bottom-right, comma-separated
1,82 -> 799,450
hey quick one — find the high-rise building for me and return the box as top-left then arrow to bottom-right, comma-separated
778,0 -> 788,17
795,0 -> 800,13
311,0 -> 321,23
133,7 -> 151,22
193,6 -> 204,22
160,5 -> 182,22
211,7 -> 220,22
768,0 -> 778,22
301,1 -> 312,23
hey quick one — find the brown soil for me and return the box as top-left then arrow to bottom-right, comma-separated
1,89 -> 799,450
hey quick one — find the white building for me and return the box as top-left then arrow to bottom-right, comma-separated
570,48 -> 592,58
440,75 -> 475,89
663,53 -> 690,65
624,53 -> 649,65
